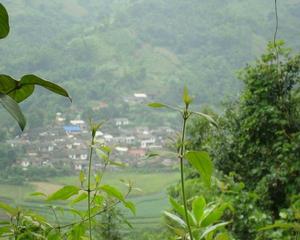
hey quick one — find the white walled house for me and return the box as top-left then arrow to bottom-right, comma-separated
114,118 -> 130,126
140,137 -> 156,149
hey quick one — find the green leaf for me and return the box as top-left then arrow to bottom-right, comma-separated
99,145 -> 111,153
0,74 -> 70,103
0,74 -> 34,103
184,151 -> 213,186
148,102 -> 181,112
191,111 -> 218,127
0,226 -> 10,237
46,231 -> 61,240
0,3 -> 9,39
201,203 -> 231,227
148,102 -> 167,108
259,222 -> 300,232
0,201 -> 17,216
108,160 -> 127,167
0,75 -> 17,93
70,223 -> 86,239
145,150 -> 178,159
20,75 -> 71,101
192,196 -> 206,224
169,197 -> 185,219
215,232 -> 230,240
68,208 -> 85,218
169,197 -> 195,225
100,185 -> 125,202
70,192 -> 88,205
30,192 -> 47,198
164,211 -> 187,229
93,195 -> 104,206
47,185 -> 80,201
0,93 -> 26,131
124,201 -> 136,215
200,222 -> 231,239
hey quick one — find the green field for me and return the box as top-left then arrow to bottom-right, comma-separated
0,184 -> 34,202
0,170 -> 179,231
52,170 -> 179,196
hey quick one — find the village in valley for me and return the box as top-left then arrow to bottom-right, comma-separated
7,93 -> 178,172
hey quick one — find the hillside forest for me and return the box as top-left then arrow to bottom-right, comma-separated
0,0 -> 300,240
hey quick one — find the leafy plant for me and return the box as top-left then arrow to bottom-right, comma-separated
214,41 -> 300,222
164,196 -> 231,240
149,87 -> 218,240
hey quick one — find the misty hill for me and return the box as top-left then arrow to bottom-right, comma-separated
0,0 -> 300,127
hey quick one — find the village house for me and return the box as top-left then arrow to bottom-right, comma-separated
128,148 -> 146,158
114,118 -> 130,127
64,125 -> 81,135
140,137 -> 156,149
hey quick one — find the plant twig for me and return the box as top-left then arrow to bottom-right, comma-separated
179,107 -> 194,240
87,135 -> 95,240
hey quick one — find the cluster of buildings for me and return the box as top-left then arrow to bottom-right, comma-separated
7,112 -> 177,171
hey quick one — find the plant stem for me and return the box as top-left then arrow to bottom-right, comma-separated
179,108 -> 193,240
87,136 -> 95,240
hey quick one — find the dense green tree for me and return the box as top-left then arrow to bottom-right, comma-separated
210,41 -> 300,239
216,41 -> 300,213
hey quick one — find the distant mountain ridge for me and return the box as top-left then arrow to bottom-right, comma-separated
0,0 -> 300,126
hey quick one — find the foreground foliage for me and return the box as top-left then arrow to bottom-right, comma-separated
0,3 -> 70,131
179,42 -> 300,240
0,121 -> 135,239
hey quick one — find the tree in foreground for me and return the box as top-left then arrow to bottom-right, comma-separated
214,41 -> 300,239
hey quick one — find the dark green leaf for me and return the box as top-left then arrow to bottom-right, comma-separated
0,3 -> 9,39
0,93 -> 26,130
259,222 -> 300,232
21,75 -> 71,101
0,75 -> 35,103
0,75 -> 17,93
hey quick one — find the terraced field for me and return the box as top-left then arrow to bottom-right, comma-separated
0,170 -> 179,232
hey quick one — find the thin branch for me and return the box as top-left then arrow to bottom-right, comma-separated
273,0 -> 279,71
179,108 -> 194,240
